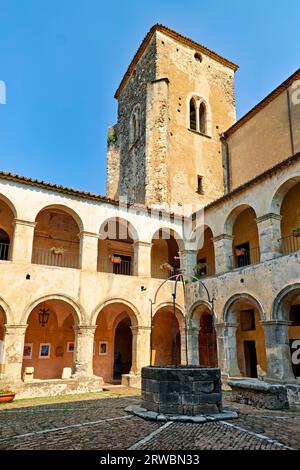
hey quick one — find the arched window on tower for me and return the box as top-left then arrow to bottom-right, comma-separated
189,98 -> 197,131
130,104 -> 141,146
199,102 -> 207,134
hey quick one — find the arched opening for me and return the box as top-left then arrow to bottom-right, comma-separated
0,307 -> 6,377
22,299 -> 77,380
199,102 -> 207,134
113,317 -> 132,380
0,197 -> 15,261
98,217 -> 138,276
189,98 -> 197,130
227,205 -> 260,269
279,181 -> 300,255
196,226 -> 215,277
151,228 -> 181,279
32,206 -> 81,269
152,306 -> 182,366
225,297 -> 267,378
274,286 -> 300,379
93,302 -> 137,384
190,304 -> 217,366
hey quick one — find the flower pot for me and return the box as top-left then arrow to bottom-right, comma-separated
0,393 -> 15,403
111,257 -> 121,264
292,231 -> 300,238
236,249 -> 246,257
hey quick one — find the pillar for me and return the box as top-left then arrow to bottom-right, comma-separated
179,249 -> 198,280
1,325 -> 27,383
130,326 -> 151,374
212,234 -> 233,273
256,213 -> 281,262
11,219 -> 36,264
222,322 -> 242,377
261,320 -> 296,383
133,241 -> 152,277
79,231 -> 98,272
215,323 -> 225,374
186,326 -> 200,365
73,325 -> 97,377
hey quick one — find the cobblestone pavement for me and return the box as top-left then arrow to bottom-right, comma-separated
0,389 -> 299,450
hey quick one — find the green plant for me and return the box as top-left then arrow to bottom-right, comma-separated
107,132 -> 117,146
159,262 -> 174,272
0,385 -> 14,395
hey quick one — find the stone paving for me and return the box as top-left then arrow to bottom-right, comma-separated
0,388 -> 299,450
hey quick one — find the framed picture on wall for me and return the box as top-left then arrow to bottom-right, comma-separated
67,342 -> 75,353
23,343 -> 33,359
39,343 -> 51,359
99,341 -> 108,355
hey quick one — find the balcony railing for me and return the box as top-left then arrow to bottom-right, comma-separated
0,243 -> 10,261
279,235 -> 300,256
97,257 -> 132,276
229,246 -> 260,269
32,247 -> 79,269
151,266 -> 181,280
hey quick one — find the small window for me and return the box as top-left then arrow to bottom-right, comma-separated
290,305 -> 300,326
240,310 -> 256,331
197,176 -> 204,195
189,99 -> 197,130
194,52 -> 202,62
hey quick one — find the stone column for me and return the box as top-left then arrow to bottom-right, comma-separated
212,234 -> 233,274
214,323 -> 225,374
261,320 -> 296,383
79,231 -> 99,272
1,325 -> 27,383
179,249 -> 197,280
133,241 -> 152,277
256,213 -> 282,262
11,219 -> 36,264
222,322 -> 242,377
130,326 -> 151,374
73,326 -> 97,377
186,326 -> 200,365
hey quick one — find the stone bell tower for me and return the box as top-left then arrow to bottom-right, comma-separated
106,24 -> 238,209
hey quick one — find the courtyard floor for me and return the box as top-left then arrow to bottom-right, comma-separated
0,388 -> 299,451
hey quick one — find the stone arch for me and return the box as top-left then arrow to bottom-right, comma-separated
224,203 -> 258,235
223,293 -> 266,323
0,296 -> 13,325
21,294 -> 85,325
270,174 -> 300,215
188,300 -> 212,328
33,203 -> 84,233
272,283 -> 300,321
90,298 -> 141,328
153,302 -> 185,329
151,227 -> 184,279
0,193 -> 18,219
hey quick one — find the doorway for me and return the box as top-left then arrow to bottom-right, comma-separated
244,340 -> 257,378
113,317 -> 132,380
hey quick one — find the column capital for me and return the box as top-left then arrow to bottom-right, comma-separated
212,234 -> 233,242
75,325 -> 97,335
256,213 -> 282,224
260,320 -> 292,327
13,218 -> 36,228
130,326 -> 151,334
78,231 -> 99,239
133,240 -> 152,248
186,326 -> 200,334
4,324 -> 28,333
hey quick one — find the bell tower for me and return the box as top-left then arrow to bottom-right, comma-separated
106,25 -> 238,209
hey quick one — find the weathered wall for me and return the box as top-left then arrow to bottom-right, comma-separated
227,82 -> 300,191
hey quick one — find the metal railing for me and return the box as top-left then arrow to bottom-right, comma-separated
32,247 -> 79,269
278,235 -> 300,255
151,266 -> 181,280
229,246 -> 260,269
0,243 -> 10,261
97,256 -> 132,276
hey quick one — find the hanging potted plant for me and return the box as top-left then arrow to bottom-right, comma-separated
159,262 -> 174,272
194,262 -> 207,272
0,385 -> 15,403
292,228 -> 300,238
110,255 -> 122,264
50,246 -> 65,255
236,248 -> 246,257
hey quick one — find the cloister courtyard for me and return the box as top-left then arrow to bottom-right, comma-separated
0,387 -> 299,451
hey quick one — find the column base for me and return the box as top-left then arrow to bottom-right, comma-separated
121,373 -> 141,389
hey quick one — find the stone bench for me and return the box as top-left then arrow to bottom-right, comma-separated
228,379 -> 289,409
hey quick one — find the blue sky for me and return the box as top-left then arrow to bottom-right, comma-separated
0,0 -> 299,195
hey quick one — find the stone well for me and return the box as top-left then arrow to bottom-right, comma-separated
141,366 -> 222,416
